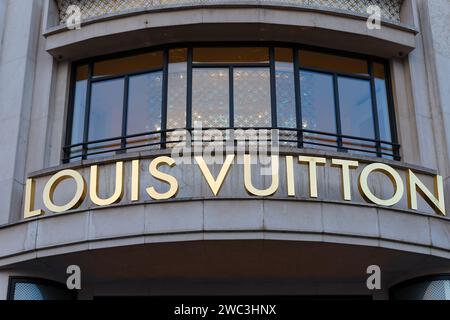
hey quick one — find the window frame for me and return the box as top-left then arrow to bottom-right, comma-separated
64,42 -> 400,162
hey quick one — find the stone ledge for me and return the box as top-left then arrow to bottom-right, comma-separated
0,200 -> 449,267
44,6 -> 417,61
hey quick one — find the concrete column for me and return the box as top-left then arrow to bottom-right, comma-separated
400,0 -> 438,169
414,0 -> 450,205
0,0 -> 44,224
0,270 -> 11,300
0,0 -> 7,53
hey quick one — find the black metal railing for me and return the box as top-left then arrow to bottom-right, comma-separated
63,126 -> 401,162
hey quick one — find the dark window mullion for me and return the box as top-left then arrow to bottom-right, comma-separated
186,48 -> 193,148
186,48 -> 193,130
64,64 -> 77,163
368,59 -> 382,157
120,75 -> 129,154
333,74 -> 344,152
82,63 -> 93,160
269,47 -> 277,128
293,48 -> 303,148
161,49 -> 169,149
229,66 -> 234,128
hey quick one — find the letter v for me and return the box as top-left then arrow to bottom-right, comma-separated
195,155 -> 235,196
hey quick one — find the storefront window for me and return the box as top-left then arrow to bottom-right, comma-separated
65,45 -> 399,162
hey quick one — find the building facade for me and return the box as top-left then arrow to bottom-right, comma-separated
0,0 -> 449,300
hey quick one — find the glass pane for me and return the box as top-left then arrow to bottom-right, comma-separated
127,72 -> 162,151
127,72 -> 162,134
69,65 -> 89,161
275,48 -> 296,129
71,82 -> 87,144
374,62 -> 386,79
88,78 -> 124,156
193,47 -> 269,64
93,51 -> 163,78
192,68 -> 229,128
338,76 -> 376,156
167,48 -> 187,130
300,70 -> 337,148
300,50 -> 368,75
234,68 -> 271,127
76,64 -> 89,81
374,63 -> 392,142
338,77 -> 374,139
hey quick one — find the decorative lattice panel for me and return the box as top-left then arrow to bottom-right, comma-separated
55,0 -> 403,25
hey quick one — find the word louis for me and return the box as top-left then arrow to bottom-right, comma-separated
24,154 -> 446,218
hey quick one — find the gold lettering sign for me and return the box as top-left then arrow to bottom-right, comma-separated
407,169 -> 445,216
244,154 -> 279,197
332,159 -> 359,201
359,163 -> 404,207
196,155 -> 234,196
43,169 -> 86,213
299,156 -> 326,198
24,179 -> 43,219
131,159 -> 140,202
23,154 -> 447,218
146,156 -> 179,200
90,162 -> 124,206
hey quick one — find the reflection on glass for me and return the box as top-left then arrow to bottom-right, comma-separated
300,70 -> 337,149
76,64 -> 89,81
338,77 -> 374,138
374,62 -> 385,79
167,49 -> 187,130
375,63 -> 393,158
88,78 -> 124,156
192,68 -> 229,128
234,68 -> 271,127
193,47 -> 269,64
69,65 -> 89,161
374,63 -> 392,142
127,72 -> 162,151
300,50 -> 368,75
93,51 -> 163,78
71,83 -> 87,144
338,77 -> 376,155
70,81 -> 87,159
275,48 -> 296,129
376,79 -> 392,141
127,72 -> 162,134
